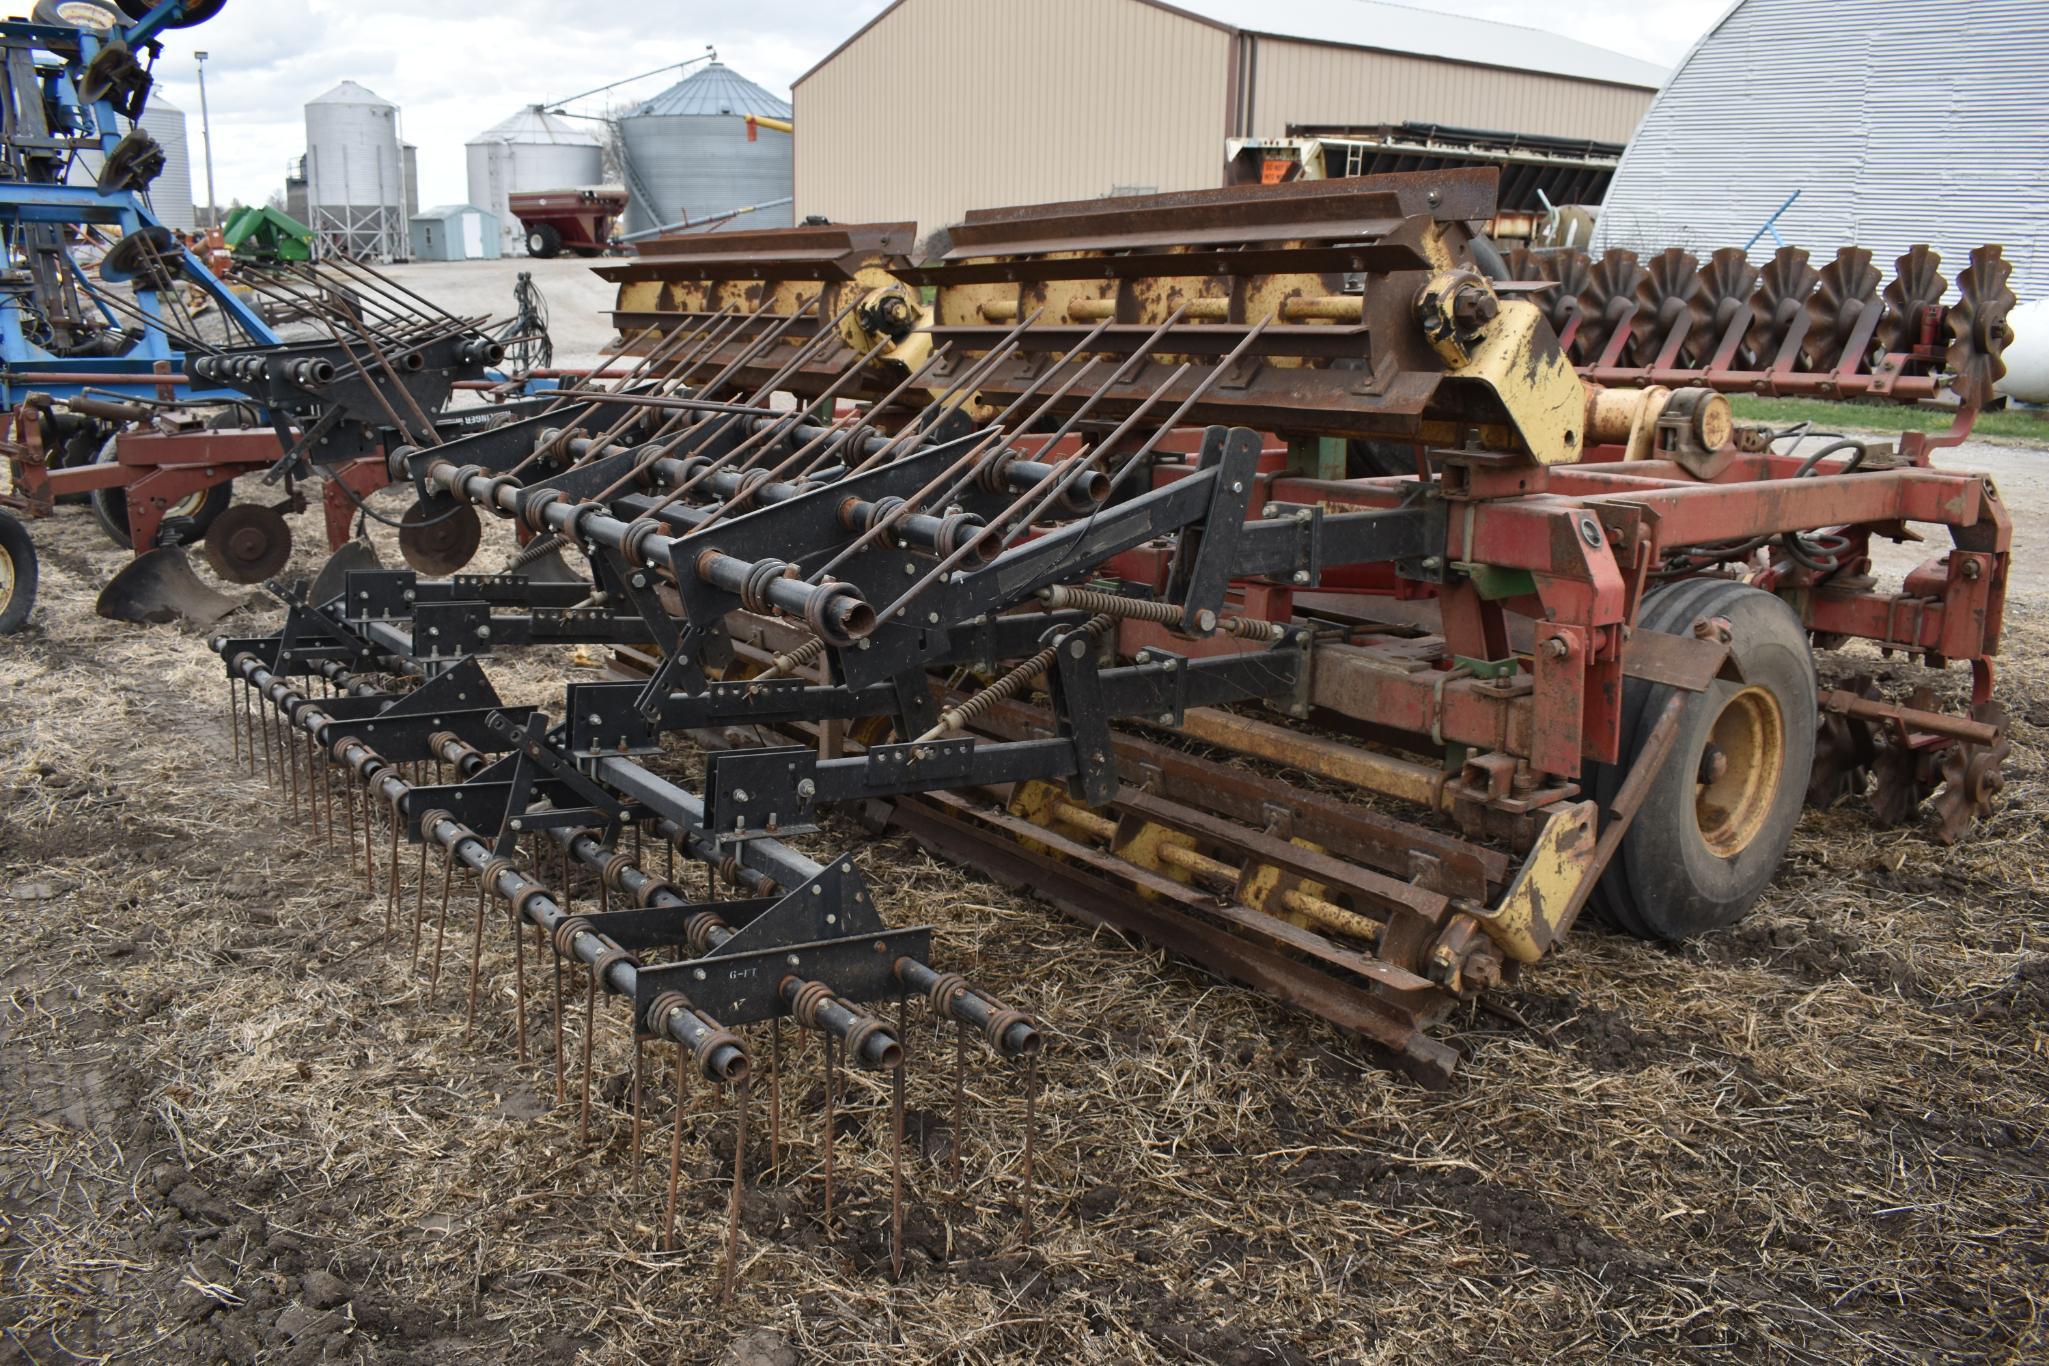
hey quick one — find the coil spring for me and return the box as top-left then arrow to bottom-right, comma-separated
929,614 -> 1115,739
503,533 -> 563,573
760,636 -> 826,682
1041,584 -> 1287,641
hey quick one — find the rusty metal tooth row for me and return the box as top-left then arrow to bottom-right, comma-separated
1504,241 -> 2017,404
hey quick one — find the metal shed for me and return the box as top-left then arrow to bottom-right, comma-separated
1593,0 -> 2049,301
409,204 -> 501,262
794,0 -> 1665,250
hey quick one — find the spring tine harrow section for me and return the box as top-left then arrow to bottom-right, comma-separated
205,171 -> 2017,1283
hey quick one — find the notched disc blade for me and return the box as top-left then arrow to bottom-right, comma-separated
96,547 -> 247,627
398,496 -> 482,575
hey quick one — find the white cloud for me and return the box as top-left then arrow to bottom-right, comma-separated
136,0 -> 1720,213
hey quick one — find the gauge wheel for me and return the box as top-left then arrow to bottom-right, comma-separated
1586,578 -> 1817,940
0,510 -> 37,635
89,433 -> 231,549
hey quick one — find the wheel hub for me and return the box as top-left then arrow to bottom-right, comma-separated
1695,685 -> 1786,857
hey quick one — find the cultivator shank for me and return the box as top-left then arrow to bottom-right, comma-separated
209,169 -> 2014,1282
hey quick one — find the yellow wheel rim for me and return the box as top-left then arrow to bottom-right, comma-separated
0,542 -> 14,614
167,490 -> 209,519
1695,685 -> 1785,857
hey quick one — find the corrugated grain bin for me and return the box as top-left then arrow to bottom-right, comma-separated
618,62 -> 793,236
466,106 -> 605,254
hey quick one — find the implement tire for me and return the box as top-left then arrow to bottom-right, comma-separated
0,510 -> 37,635
1588,579 -> 1817,941
89,433 -> 230,549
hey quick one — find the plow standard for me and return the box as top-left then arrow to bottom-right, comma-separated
209,170 -> 2014,1284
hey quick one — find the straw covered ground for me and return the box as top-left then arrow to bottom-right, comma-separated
2,475 -> 2046,1365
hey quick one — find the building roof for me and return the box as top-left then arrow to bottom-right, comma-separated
415,204 -> 491,221
468,105 -> 603,148
1167,1 -> 1665,87
307,80 -> 395,108
799,0 -> 1665,90
629,62 -> 792,120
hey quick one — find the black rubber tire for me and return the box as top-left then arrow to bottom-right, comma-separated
89,433 -> 230,549
34,1 -> 124,30
1586,579 -> 1817,941
115,0 -> 226,25
0,510 -> 37,635
525,224 -> 562,260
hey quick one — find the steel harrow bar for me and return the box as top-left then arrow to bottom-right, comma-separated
214,639 -> 1041,1289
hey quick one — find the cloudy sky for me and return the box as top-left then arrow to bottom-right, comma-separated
139,0 -> 1734,213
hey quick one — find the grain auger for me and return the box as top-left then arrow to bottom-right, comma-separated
210,169 -> 2013,1279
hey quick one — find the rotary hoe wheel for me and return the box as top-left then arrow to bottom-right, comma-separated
1631,247 -> 1701,365
1748,245 -> 1819,367
1800,247 -> 1884,371
1573,248 -> 1647,366
1685,246 -> 1761,367
1929,701 -> 2012,845
1946,245 -> 2017,409
1879,244 -> 1948,357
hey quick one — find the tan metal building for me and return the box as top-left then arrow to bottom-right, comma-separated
792,0 -> 1665,250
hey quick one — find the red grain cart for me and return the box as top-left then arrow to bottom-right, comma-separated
510,188 -> 630,259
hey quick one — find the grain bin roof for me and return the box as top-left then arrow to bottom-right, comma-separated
629,62 -> 791,120
799,0 -> 1666,90
470,105 -> 602,147
307,80 -> 394,108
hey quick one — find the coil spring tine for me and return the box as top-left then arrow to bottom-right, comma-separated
722,1080 -> 750,1304
662,1039 -> 687,1253
429,845 -> 454,996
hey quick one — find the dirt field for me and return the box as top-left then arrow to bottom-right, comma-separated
3,430 -> 2047,1363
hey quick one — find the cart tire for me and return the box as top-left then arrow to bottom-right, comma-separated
0,511 -> 37,635
1587,579 -> 1817,941
89,434 -> 231,550
525,224 -> 562,260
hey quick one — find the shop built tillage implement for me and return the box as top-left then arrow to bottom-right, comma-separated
213,170 -> 2013,1283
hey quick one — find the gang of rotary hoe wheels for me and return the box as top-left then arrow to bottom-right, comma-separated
208,169 -> 2016,1289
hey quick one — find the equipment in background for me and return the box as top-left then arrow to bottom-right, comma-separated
223,205 -> 316,263
0,2 -> 527,632
510,187 -> 628,259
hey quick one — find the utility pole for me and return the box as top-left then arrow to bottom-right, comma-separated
195,50 -> 219,229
